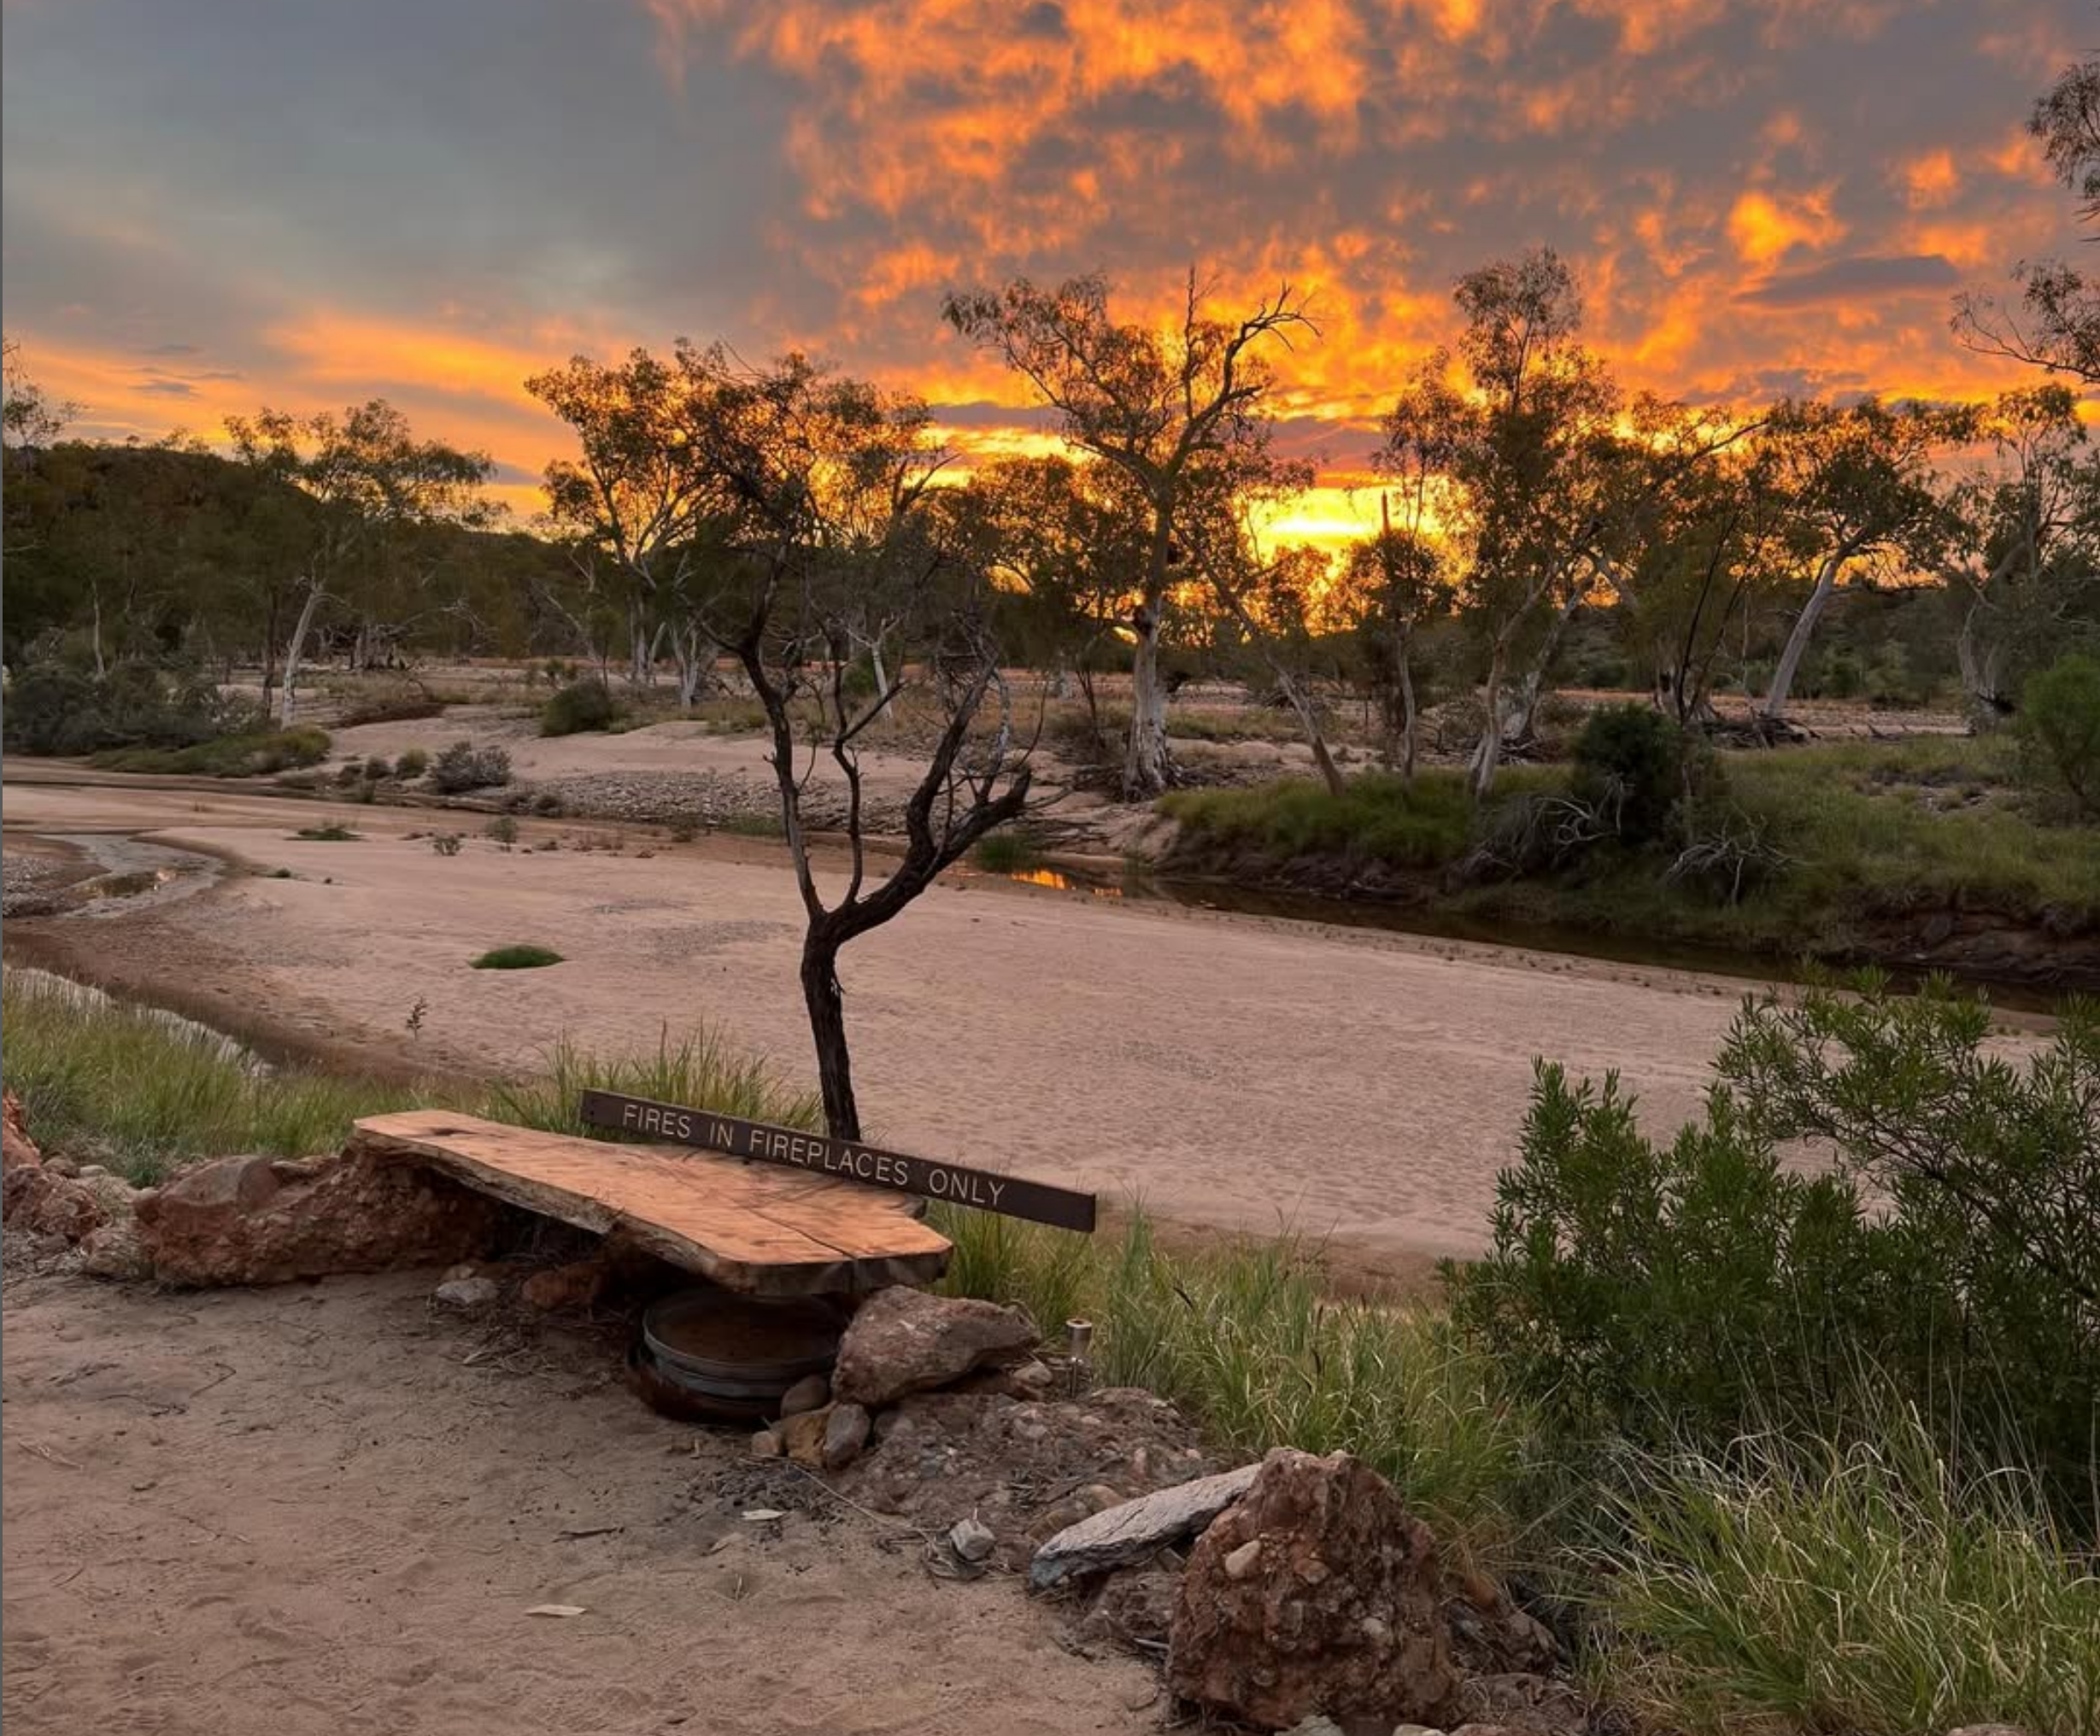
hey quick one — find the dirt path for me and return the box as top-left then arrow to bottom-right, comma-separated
0,780 -> 1802,1267
0,1270 -> 1157,1736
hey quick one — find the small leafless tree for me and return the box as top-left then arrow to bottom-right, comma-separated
690,349 -> 1036,1138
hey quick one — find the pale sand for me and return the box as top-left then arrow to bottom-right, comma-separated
0,1270 -> 1159,1736
2,781 -> 1769,1264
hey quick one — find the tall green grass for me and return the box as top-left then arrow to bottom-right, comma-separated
1163,769 -> 1481,871
1,973 -> 820,1182
483,1031 -> 822,1137
0,971 -> 420,1183
1597,1410 -> 2100,1736
929,1206 -> 1543,1566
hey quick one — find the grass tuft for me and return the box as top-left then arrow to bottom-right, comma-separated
470,944 -> 563,970
929,1206 -> 1541,1568
292,824 -> 361,842
0,971 -> 419,1185
1596,1410 -> 2100,1736
971,830 -> 1045,874
484,1030 -> 822,1137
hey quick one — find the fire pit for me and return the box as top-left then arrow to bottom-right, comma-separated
629,1286 -> 848,1423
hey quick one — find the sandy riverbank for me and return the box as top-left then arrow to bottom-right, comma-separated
0,779 -> 1804,1268
0,1268 -> 1157,1736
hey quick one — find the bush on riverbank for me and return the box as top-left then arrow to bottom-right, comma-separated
540,677 -> 620,737
1161,736 -> 2100,968
91,726 -> 331,777
4,660 -> 283,761
1162,769 -> 1480,871
1451,977 -> 2100,1529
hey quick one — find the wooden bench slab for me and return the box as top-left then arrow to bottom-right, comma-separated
349,1111 -> 951,1296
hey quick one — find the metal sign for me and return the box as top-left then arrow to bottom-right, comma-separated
578,1089 -> 1097,1233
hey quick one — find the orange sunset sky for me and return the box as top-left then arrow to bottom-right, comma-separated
3,0 -> 2093,544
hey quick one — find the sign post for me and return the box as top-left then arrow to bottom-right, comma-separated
578,1089 -> 1097,1233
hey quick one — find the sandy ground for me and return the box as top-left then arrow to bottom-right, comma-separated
1,779 -> 1783,1265
0,1269 -> 1158,1736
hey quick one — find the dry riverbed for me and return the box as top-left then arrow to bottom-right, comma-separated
0,777 -> 1813,1268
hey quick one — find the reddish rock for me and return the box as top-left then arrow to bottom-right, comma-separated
77,1219 -> 151,1281
2,1089 -> 39,1173
1169,1449 -> 1458,1733
132,1150 -> 506,1287
2,1164 -> 107,1242
779,1404 -> 833,1468
831,1287 -> 1036,1407
520,1258 -> 607,1312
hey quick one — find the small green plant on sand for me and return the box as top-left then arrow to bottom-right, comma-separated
431,833 -> 462,857
470,944 -> 563,970
293,824 -> 361,842
485,815 -> 519,850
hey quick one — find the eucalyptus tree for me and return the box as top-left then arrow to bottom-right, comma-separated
1934,384 -> 2099,724
527,344 -> 732,701
966,454 -> 1149,754
1376,254 -> 1621,795
225,400 -> 492,724
944,270 -> 1315,797
1336,490 -> 1452,781
686,349 -> 1035,1140
1754,396 -> 1976,728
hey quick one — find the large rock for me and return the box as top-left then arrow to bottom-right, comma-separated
132,1150 -> 507,1286
831,1287 -> 1035,1407
3,1163 -> 108,1241
1029,1461 -> 1261,1591
1169,1448 -> 1458,1733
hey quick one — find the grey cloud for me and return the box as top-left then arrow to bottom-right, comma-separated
1735,254 -> 1962,308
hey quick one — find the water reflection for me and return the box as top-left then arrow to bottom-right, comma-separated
1006,865 -> 1125,899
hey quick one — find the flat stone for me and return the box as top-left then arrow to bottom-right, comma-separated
749,1429 -> 782,1459
1028,1461 -> 1261,1592
434,1276 -> 500,1309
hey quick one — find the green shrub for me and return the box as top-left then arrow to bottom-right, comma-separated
361,755 -> 391,782
1571,704 -> 1685,844
395,748 -> 430,780
471,944 -> 562,970
335,760 -> 367,787
485,815 -> 519,849
2017,651 -> 2100,818
1450,978 -> 2100,1528
294,824 -> 361,842
429,740 -> 512,794
540,678 -> 619,737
